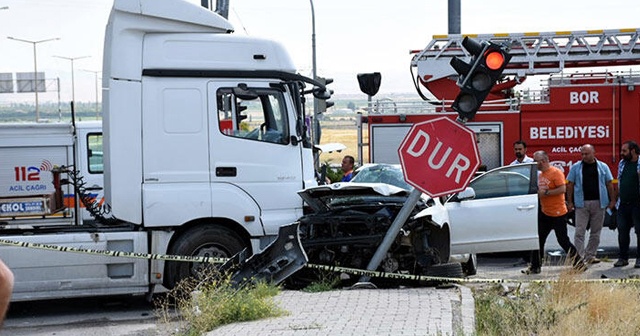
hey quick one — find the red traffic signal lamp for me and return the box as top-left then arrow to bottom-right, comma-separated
450,37 -> 511,123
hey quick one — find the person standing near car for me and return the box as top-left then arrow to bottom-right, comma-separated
523,150 -> 582,274
613,140 -> 640,267
510,140 -> 534,165
566,144 -> 615,265
340,155 -> 355,182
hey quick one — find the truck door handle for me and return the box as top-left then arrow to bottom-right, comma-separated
216,167 -> 237,177
85,185 -> 103,191
516,205 -> 536,211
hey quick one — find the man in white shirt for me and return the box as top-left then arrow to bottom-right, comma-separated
510,140 -> 534,165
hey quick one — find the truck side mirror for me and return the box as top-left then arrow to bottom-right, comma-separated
233,84 -> 258,100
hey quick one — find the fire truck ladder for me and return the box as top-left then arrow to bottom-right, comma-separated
412,28 -> 640,84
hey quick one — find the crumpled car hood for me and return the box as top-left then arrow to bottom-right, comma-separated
298,182 -> 410,213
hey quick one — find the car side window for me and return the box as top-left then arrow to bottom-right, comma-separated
468,164 -> 534,200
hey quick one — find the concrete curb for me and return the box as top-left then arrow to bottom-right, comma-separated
457,285 -> 476,335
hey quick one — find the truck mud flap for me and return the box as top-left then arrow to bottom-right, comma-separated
220,222 -> 308,288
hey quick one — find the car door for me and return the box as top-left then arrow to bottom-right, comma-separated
445,163 -> 539,254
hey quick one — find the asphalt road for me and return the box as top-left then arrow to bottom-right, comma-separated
3,295 -> 171,336
538,225 -> 633,259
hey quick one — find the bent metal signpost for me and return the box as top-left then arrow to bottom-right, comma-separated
398,117 -> 480,198
361,117 -> 480,280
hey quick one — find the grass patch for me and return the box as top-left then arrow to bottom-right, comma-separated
302,272 -> 341,292
474,270 -> 640,335
156,272 -> 286,336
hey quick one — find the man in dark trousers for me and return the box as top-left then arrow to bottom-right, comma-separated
566,144 -> 615,265
523,150 -> 583,274
614,140 -> 640,267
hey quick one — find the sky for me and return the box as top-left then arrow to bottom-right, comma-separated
0,0 -> 638,104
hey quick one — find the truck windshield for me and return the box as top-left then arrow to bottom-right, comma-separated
217,87 -> 289,145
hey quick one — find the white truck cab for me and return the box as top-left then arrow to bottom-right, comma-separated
0,0 -> 327,301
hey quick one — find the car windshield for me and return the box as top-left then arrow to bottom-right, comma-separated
351,164 -> 413,191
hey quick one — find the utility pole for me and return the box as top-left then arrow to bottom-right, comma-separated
53,55 -> 90,105
7,36 -> 60,122
309,0 -> 320,145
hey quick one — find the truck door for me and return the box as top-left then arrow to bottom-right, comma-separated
445,163 -> 539,254
75,124 -> 104,223
209,81 -> 305,236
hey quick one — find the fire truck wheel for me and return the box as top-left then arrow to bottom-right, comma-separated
164,225 -> 246,289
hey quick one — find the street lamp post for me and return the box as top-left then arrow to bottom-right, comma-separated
82,69 -> 101,119
7,36 -> 60,122
53,55 -> 90,105
309,0 -> 319,145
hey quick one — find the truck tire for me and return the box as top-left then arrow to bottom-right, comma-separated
164,225 -> 246,289
461,254 -> 478,276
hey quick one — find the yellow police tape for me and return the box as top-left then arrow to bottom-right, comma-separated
0,238 -> 228,264
1,238 -> 639,284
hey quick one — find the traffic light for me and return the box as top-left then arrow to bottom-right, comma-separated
316,77 -> 334,113
450,37 -> 511,122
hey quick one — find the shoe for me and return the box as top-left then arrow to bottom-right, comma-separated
586,257 -> 601,264
635,259 -> 640,269
521,267 -> 541,275
614,259 -> 629,267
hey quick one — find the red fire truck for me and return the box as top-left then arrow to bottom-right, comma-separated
358,28 -> 640,177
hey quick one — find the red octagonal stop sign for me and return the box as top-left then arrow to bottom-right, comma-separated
398,117 -> 480,198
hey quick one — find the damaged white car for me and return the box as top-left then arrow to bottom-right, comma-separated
291,163 -> 540,284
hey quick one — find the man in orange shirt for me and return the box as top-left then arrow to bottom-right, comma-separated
523,150 -> 583,274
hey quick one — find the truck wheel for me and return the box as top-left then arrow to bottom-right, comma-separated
164,226 -> 246,289
461,254 -> 478,276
